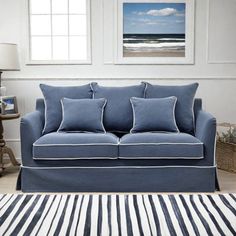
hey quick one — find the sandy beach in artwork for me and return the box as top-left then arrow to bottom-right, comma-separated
123,50 -> 185,57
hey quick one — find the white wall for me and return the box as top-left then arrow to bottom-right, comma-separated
0,0 -> 236,159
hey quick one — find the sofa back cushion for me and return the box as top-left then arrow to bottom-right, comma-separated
145,82 -> 199,134
40,84 -> 93,134
36,97 -> 203,131
91,83 -> 146,132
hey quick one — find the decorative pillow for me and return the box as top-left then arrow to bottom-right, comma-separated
144,82 -> 199,134
58,98 -> 106,133
91,82 -> 146,132
40,84 -> 93,134
130,97 -> 179,133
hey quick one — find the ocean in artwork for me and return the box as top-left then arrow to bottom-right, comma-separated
123,2 -> 186,57
123,33 -> 185,57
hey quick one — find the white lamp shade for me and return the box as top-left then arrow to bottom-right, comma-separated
0,43 -> 20,71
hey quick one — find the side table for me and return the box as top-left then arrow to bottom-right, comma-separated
0,113 -> 20,175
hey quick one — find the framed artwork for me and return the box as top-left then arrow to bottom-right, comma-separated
114,0 -> 195,64
0,96 -> 18,115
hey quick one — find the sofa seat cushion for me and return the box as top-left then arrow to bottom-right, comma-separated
119,132 -> 203,159
33,132 -> 119,160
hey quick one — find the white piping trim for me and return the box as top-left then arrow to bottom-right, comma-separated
130,97 -> 136,133
213,133 -> 217,166
33,157 -> 117,160
118,156 -> 204,160
131,131 -> 183,134
32,156 -> 203,160
33,143 -> 118,146
57,99 -> 65,131
42,97 -> 47,134
57,130 -> 106,134
21,165 -> 217,169
172,97 -> 180,132
119,142 -> 203,146
33,142 -> 202,147
101,99 -> 107,133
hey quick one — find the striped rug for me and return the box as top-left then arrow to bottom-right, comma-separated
0,194 -> 236,236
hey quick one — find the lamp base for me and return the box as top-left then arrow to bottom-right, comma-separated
0,86 -> 6,97
0,71 -> 6,97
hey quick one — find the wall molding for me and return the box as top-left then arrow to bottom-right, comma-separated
5,139 -> 20,142
207,0 -> 236,64
102,0 -> 114,64
2,76 -> 236,81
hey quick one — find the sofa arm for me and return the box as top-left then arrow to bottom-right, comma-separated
195,110 -> 216,165
20,111 -> 44,165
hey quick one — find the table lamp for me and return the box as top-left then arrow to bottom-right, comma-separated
0,43 -> 20,96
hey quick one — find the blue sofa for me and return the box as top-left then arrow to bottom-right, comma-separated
17,83 -> 218,192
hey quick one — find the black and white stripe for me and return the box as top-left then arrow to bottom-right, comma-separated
0,194 -> 235,236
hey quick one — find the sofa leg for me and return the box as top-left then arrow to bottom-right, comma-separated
215,168 -> 220,191
16,168 -> 22,191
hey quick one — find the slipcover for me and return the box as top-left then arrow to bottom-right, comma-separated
20,166 -> 216,192
18,97 -> 218,192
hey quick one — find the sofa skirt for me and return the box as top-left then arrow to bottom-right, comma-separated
18,166 -> 218,192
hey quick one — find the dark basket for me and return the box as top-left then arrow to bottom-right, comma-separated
216,141 -> 236,173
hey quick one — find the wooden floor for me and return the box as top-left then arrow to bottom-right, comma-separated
0,166 -> 236,193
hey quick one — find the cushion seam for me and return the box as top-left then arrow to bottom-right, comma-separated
33,143 -> 119,146
119,142 -> 203,145
21,165 -> 216,169
33,157 -> 118,160
118,156 -> 204,159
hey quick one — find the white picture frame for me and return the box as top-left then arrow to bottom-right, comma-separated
114,0 -> 195,64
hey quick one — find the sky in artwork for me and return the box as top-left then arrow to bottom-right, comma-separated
123,3 -> 186,34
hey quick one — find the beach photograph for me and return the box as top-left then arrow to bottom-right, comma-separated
123,2 -> 186,57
